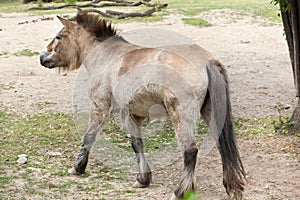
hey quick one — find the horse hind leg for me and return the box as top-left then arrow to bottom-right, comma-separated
164,93 -> 199,199
170,117 -> 198,199
172,141 -> 198,199
125,114 -> 152,188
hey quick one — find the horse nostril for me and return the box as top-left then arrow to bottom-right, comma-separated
41,60 -> 51,68
40,51 -> 53,68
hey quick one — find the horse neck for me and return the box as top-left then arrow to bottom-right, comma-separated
79,36 -> 99,61
83,36 -> 137,74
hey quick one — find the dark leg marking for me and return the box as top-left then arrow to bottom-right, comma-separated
174,143 -> 198,198
131,136 -> 152,187
73,146 -> 90,174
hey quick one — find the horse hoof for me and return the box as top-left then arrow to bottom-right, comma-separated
229,190 -> 243,200
68,167 -> 80,175
170,193 -> 178,200
132,180 -> 147,188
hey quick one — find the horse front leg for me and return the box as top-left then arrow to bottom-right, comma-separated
131,136 -> 152,188
69,104 -> 109,175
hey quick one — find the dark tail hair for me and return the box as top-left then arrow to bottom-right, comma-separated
204,59 -> 246,195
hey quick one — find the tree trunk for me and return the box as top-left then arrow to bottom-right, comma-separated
279,0 -> 300,132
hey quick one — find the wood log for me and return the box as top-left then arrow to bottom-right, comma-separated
83,7 -> 155,19
27,0 -> 166,11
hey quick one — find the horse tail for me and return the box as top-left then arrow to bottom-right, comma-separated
202,59 -> 246,197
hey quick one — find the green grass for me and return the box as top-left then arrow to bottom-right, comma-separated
182,17 -> 211,27
0,52 -> 8,56
0,111 -> 77,198
13,49 -> 40,57
0,0 -> 26,13
0,0 -> 281,23
0,109 -> 298,199
113,14 -> 165,24
182,191 -> 201,200
0,111 -> 78,164
0,83 -> 15,92
168,0 -> 281,21
0,110 -> 125,199
0,1 -> 82,14
102,116 -> 210,153
0,109 -> 291,167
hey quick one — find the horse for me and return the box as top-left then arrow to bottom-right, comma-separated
40,12 -> 246,200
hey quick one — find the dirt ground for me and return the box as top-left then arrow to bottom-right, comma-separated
0,10 -> 299,199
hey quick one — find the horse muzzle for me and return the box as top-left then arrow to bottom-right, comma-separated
40,51 -> 55,68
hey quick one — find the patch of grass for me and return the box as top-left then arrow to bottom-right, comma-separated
94,164 -> 124,180
14,49 -> 39,57
233,115 -> 300,138
64,0 -> 76,4
0,175 -> 17,185
0,52 -> 8,56
77,183 -> 98,192
0,111 -> 78,164
0,0 -> 25,13
0,0 -> 280,25
0,1 -> 77,14
102,116 -> 209,153
182,17 -> 211,27
182,7 -> 210,16
36,101 -> 57,109
0,110 -> 83,198
112,11 -> 165,24
0,82 -> 15,91
182,190 -> 201,200
0,108 -> 298,199
234,117 -> 275,137
37,0 -> 44,8
169,0 -> 281,21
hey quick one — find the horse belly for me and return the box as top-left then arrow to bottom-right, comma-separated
127,84 -> 165,118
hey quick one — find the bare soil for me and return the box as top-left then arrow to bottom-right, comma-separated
0,10 -> 299,199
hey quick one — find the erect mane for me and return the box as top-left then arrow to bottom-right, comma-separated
73,12 -> 117,41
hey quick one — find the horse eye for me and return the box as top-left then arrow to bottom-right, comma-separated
55,35 -> 62,40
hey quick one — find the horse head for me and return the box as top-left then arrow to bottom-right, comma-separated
40,12 -> 117,71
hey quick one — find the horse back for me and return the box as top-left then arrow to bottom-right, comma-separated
117,44 -> 211,86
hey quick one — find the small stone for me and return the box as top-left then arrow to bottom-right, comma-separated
240,40 -> 250,44
37,149 -> 47,156
44,151 -> 62,157
17,154 -> 27,164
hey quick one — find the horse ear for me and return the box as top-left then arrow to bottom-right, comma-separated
57,16 -> 74,28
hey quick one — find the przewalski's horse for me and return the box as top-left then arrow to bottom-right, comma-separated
40,12 -> 246,200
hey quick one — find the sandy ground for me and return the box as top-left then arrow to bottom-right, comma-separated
0,10 -> 299,199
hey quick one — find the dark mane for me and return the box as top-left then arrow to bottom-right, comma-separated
73,12 -> 117,41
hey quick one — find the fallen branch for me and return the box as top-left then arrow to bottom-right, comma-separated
27,2 -> 139,11
108,7 -> 155,19
80,7 -> 155,19
27,0 -> 166,11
